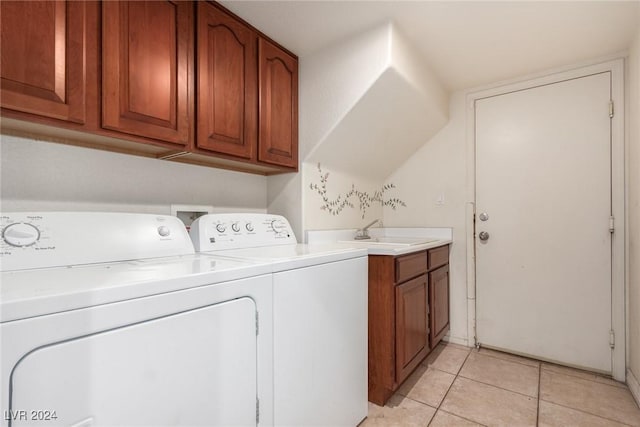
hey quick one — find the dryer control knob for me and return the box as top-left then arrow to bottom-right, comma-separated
158,226 -> 171,237
245,222 -> 254,232
3,223 -> 40,247
231,222 -> 241,233
216,223 -> 226,233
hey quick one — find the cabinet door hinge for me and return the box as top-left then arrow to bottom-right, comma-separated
609,216 -> 615,233
609,100 -> 614,119
609,330 -> 615,349
256,311 -> 259,336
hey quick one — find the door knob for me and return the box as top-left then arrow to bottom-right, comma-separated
478,231 -> 490,241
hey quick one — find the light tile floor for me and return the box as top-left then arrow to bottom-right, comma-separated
363,343 -> 640,426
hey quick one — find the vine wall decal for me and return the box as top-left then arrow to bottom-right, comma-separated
309,163 -> 406,218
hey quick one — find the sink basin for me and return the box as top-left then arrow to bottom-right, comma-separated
338,237 -> 439,246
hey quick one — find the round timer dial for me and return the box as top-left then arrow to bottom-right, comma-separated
270,219 -> 288,236
3,223 -> 41,247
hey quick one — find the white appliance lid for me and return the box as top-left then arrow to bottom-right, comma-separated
1,253 -> 272,322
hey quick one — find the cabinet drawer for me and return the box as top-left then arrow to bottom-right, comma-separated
428,245 -> 449,270
395,251 -> 428,283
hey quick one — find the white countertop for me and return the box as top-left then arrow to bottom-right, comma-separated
306,227 -> 452,256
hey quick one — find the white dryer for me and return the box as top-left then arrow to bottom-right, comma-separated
190,214 -> 368,427
1,212 -> 273,426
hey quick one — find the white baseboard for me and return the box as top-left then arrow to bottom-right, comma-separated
628,368 -> 640,407
443,334 -> 470,347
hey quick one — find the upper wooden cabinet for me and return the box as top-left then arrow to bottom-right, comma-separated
0,1 -> 87,123
196,2 -> 257,159
102,1 -> 192,146
0,1 -> 298,174
258,39 -> 299,169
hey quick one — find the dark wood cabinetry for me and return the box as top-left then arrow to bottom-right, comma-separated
395,274 -> 430,383
369,244 -> 450,406
196,2 -> 257,159
0,1 -> 87,123
0,1 -> 298,175
102,1 -> 192,146
258,39 -> 298,168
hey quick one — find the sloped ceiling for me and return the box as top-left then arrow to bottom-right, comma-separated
220,1 -> 639,91
303,23 -> 448,179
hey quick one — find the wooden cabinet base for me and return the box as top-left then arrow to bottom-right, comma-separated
368,245 -> 450,406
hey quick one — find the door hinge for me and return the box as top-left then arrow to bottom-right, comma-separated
256,398 -> 260,423
256,311 -> 259,336
609,330 -> 615,349
609,100 -> 614,118
609,216 -> 615,233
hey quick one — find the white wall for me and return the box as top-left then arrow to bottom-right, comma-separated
382,92 -> 469,344
628,21 -> 640,392
1,134 -> 267,215
268,22 -> 448,237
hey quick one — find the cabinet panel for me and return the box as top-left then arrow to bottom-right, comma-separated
428,245 -> 449,270
395,274 -> 429,383
395,251 -> 428,283
258,39 -> 298,168
196,2 -> 257,159
0,1 -> 86,123
429,264 -> 450,346
102,1 -> 191,145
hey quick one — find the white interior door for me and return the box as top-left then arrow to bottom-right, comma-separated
475,72 -> 612,373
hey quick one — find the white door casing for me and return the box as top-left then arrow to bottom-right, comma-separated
469,60 -> 625,380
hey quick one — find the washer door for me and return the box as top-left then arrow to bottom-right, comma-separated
10,297 -> 257,426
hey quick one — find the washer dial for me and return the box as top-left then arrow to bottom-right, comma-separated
270,219 -> 287,235
3,223 -> 41,247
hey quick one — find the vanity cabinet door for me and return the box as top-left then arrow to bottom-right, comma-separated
395,274 -> 430,384
0,1 -> 87,123
429,264 -> 450,347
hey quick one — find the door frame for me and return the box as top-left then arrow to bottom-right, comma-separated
464,59 -> 626,381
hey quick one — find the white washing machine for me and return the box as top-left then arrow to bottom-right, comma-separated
190,214 -> 368,427
1,212 -> 273,427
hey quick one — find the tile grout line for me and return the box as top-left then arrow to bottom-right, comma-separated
426,349 -> 473,427
541,367 -> 628,390
436,408 -> 490,427
473,349 -> 540,368
538,398 -> 635,427
457,374 -> 539,400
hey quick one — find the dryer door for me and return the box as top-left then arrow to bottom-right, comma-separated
9,297 -> 257,426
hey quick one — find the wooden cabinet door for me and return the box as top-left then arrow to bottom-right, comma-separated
395,274 -> 429,383
258,39 -> 298,169
429,264 -> 450,346
102,1 -> 191,146
196,2 -> 257,159
0,1 -> 87,123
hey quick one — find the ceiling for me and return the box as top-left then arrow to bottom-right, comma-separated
220,1 -> 640,91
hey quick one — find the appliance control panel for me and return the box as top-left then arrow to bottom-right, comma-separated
0,212 -> 195,272
189,213 -> 297,251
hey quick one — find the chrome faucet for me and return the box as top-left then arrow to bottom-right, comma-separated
354,219 -> 380,240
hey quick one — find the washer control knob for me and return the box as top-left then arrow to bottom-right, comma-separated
3,223 -> 40,247
245,222 -> 254,232
270,219 -> 287,235
216,223 -> 226,233
157,226 -> 171,237
231,222 -> 241,233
